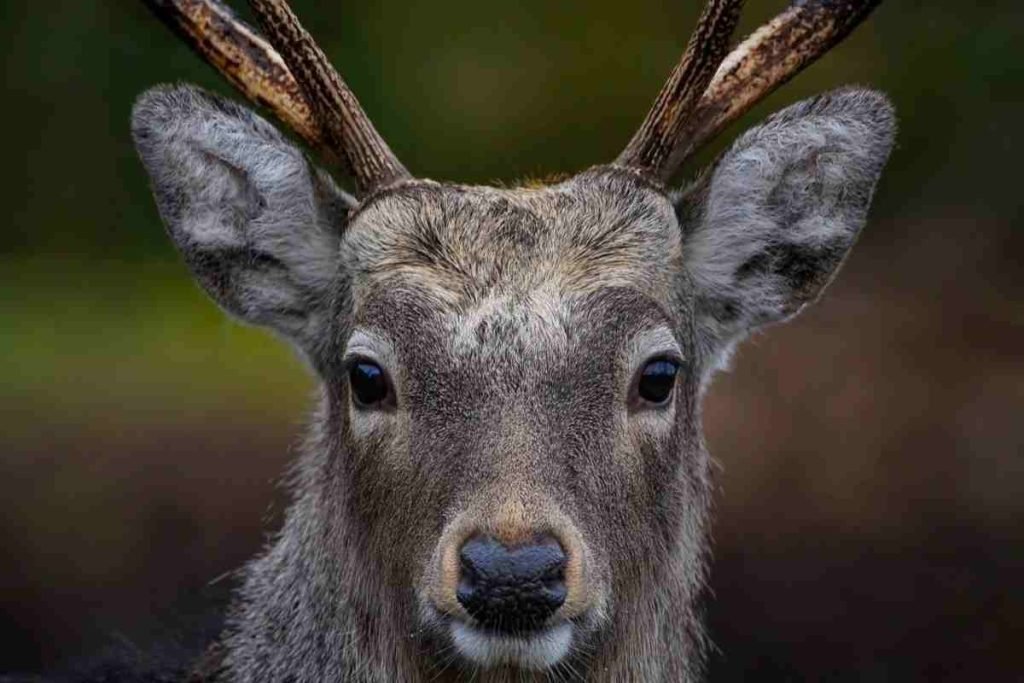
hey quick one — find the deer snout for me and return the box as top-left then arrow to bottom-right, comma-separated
423,499 -> 600,645
457,534 -> 567,634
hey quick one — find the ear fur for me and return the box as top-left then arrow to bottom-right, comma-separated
131,84 -> 355,354
676,88 -> 896,359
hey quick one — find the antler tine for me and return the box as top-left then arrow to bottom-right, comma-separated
665,0 -> 883,176
247,0 -> 409,194
143,0 -> 408,193
142,0 -> 324,153
617,0 -> 746,177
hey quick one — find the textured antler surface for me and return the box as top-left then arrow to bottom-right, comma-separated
142,0 -> 408,195
670,0 -> 884,170
617,0 -> 745,177
142,0 -> 324,150
246,0 -> 409,194
619,0 -> 883,181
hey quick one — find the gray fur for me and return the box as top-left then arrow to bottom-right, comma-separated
131,85 -> 355,357
676,88 -> 896,367
130,82 -> 895,682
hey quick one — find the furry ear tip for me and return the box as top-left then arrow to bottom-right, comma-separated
132,84 -> 196,129
804,87 -> 894,116
131,84 -> 245,144
806,87 -> 898,148
131,84 -> 201,157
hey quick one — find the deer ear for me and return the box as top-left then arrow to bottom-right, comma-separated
676,88 -> 895,354
131,84 -> 354,353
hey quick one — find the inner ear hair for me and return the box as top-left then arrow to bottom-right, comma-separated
132,84 -> 355,354
676,88 -> 896,352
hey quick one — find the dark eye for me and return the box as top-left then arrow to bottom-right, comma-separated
637,359 -> 679,405
349,361 -> 390,407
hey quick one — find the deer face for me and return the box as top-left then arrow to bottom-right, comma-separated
133,0 -> 897,677
132,78 -> 893,675
337,171 -> 699,669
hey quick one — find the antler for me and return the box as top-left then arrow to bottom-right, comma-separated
246,0 -> 408,193
617,0 -> 745,175
141,0 -> 408,195
618,0 -> 883,182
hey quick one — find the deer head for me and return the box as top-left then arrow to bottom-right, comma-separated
132,1 -> 894,680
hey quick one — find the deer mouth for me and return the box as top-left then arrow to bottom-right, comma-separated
448,618 -> 575,670
419,600 -> 578,671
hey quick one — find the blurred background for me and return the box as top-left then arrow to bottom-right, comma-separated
1,0 -> 1021,679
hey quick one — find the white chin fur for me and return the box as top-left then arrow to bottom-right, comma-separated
450,621 -> 573,670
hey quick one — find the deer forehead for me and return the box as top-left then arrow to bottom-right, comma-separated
341,169 -> 685,319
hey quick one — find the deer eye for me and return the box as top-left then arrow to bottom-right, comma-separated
637,359 -> 679,405
349,361 -> 390,407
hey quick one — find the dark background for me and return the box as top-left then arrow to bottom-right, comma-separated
1,0 -> 1021,679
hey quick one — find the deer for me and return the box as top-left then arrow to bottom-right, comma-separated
129,0 -> 895,680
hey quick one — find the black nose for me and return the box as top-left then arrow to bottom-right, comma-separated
456,535 -> 567,634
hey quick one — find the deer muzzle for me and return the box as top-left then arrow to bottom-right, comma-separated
421,496 -> 601,670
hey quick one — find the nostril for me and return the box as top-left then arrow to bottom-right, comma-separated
456,535 -> 568,634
